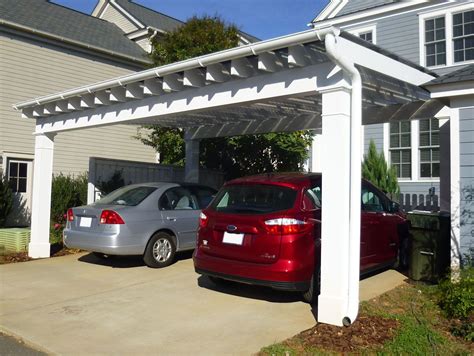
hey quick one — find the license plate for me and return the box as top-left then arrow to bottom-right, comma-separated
80,217 -> 92,228
222,232 -> 244,245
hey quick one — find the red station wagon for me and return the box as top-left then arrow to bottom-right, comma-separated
193,173 -> 409,303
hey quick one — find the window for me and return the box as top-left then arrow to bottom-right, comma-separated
159,187 -> 197,210
359,31 -> 373,43
419,118 -> 440,178
8,161 -> 28,193
389,121 -> 411,178
96,186 -> 157,206
425,16 -> 446,66
453,10 -> 474,63
361,186 -> 385,212
183,185 -> 217,209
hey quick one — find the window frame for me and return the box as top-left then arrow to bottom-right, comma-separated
347,24 -> 377,44
423,15 -> 447,67
452,9 -> 474,63
389,121 -> 412,180
419,3 -> 474,69
418,118 -> 440,179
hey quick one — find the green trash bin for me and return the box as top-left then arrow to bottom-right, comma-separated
408,211 -> 450,283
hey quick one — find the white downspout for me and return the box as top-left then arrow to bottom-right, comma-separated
323,31 -> 362,325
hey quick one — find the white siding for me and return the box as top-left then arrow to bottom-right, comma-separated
0,31 -> 156,175
100,3 -> 140,34
135,37 -> 151,53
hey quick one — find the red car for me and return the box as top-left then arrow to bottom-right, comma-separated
193,173 -> 409,303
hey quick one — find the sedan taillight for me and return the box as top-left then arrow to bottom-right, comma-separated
100,210 -> 125,224
67,208 -> 74,222
199,212 -> 208,228
264,218 -> 309,235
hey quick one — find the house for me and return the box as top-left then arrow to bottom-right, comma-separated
310,0 -> 473,262
0,0 -> 257,225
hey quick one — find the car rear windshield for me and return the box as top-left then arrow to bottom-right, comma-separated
210,184 -> 297,214
95,186 -> 157,206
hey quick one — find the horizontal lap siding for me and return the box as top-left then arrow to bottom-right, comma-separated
338,0 -> 395,16
459,108 -> 474,259
364,123 -> 384,153
100,3 -> 139,34
0,32 -> 156,175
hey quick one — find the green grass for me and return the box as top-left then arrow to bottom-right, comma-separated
259,283 -> 473,355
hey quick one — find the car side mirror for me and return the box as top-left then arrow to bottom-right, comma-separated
389,201 -> 400,213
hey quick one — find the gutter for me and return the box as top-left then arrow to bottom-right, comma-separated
323,31 -> 362,326
14,27 -> 336,110
0,19 -> 151,67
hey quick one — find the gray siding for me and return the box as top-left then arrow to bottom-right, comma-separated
364,123 -> 384,153
459,107 -> 474,260
338,0 -> 395,16
100,3 -> 140,34
0,31 -> 156,175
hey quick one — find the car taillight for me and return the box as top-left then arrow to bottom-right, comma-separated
264,218 -> 309,234
199,212 -> 208,228
100,210 -> 125,224
67,208 -> 74,222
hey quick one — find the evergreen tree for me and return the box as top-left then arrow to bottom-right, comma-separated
0,175 -> 13,227
362,140 -> 399,196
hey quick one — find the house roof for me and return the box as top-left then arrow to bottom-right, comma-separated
0,0 -> 150,64
424,64 -> 474,86
114,0 -> 182,32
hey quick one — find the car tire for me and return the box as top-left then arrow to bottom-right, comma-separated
143,232 -> 176,268
302,267 -> 320,304
93,252 -> 115,259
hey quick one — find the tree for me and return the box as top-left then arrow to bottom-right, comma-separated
0,175 -> 13,227
137,15 -> 313,180
362,140 -> 399,196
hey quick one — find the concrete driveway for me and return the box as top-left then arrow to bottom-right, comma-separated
0,253 -> 406,355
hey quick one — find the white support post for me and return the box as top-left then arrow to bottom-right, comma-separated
29,133 -> 56,258
318,86 -> 357,326
309,131 -> 322,173
449,108 -> 461,272
184,134 -> 200,183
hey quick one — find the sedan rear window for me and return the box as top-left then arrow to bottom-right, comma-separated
95,186 -> 157,206
210,184 -> 297,214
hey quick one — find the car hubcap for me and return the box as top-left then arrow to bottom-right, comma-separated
153,238 -> 172,262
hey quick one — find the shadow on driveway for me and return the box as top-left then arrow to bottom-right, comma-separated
77,250 -> 194,268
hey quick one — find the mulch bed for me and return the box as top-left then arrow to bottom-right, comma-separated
298,315 -> 399,353
0,244 -> 81,264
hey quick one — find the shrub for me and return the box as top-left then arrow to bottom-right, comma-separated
50,173 -> 88,228
0,175 -> 13,227
362,140 -> 399,196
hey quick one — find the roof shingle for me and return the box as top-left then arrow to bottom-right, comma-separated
0,0 -> 150,63
424,64 -> 474,86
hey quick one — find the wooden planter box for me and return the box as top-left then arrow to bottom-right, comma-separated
0,228 -> 31,254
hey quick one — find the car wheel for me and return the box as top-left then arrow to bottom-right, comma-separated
93,252 -> 115,259
143,232 -> 176,268
302,267 -> 320,304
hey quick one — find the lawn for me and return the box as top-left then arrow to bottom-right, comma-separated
259,282 -> 473,355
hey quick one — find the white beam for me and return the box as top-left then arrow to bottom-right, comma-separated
94,91 -> 111,106
318,86 -> 353,326
29,133 -> 56,258
288,44 -> 310,67
35,62 -> 337,134
258,52 -> 282,73
43,103 -> 57,116
33,105 -> 45,117
184,68 -> 206,87
143,78 -> 164,96
80,94 -> 96,109
110,87 -> 127,102
126,82 -> 144,99
67,97 -> 82,111
231,57 -> 255,78
163,73 -> 183,92
206,63 -> 230,83
54,100 -> 71,113
449,107 -> 461,273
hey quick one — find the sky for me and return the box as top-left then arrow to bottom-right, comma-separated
52,0 -> 329,40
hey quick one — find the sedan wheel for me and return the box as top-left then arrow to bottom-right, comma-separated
144,232 -> 176,268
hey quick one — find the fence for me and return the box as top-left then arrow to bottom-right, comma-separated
398,193 -> 439,212
87,157 -> 225,203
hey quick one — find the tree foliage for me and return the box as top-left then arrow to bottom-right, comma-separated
51,173 -> 88,226
140,15 -> 313,180
0,175 -> 13,227
362,140 -> 399,195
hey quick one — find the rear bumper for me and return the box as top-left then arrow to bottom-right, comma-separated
193,250 -> 311,292
63,229 -> 144,256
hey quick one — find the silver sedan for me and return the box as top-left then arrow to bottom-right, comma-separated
63,182 -> 216,268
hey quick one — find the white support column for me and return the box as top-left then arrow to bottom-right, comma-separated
309,131 -> 322,173
29,133 -> 56,258
318,86 -> 358,326
449,107 -> 461,272
184,135 -> 200,183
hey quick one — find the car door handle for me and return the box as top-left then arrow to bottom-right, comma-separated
389,242 -> 397,247
167,217 -> 177,222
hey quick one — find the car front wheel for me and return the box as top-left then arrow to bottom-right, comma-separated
143,232 -> 176,268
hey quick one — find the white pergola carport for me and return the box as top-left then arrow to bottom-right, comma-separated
14,27 -> 439,326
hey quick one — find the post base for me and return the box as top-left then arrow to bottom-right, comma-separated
28,242 -> 51,258
317,294 -> 347,326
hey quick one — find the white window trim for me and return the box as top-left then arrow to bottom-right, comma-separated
348,25 -> 377,44
385,121 -> 441,183
419,3 -> 474,69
